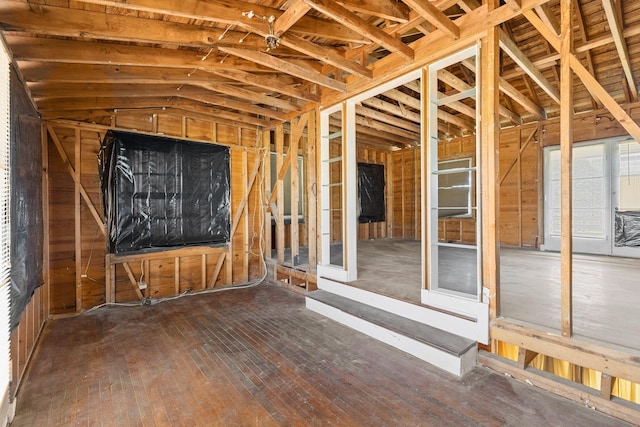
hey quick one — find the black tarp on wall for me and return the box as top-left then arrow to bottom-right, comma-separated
99,131 -> 231,254
10,66 -> 43,330
615,210 -> 640,247
358,163 -> 385,223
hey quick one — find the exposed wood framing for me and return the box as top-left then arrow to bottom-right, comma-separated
301,0 -> 414,60
402,0 -> 460,39
601,0 -> 637,100
482,0 -> 500,317
559,0 -> 573,338
46,125 -> 105,236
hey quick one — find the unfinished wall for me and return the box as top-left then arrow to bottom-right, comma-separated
45,113 -> 264,313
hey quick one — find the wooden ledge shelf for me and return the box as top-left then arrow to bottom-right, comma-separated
105,244 -> 229,303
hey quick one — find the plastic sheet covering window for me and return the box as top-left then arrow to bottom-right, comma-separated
358,163 -> 385,223
615,211 -> 640,246
10,66 -> 43,331
99,131 -> 230,254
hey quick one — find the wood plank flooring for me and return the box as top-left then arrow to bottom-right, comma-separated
12,284 -> 629,426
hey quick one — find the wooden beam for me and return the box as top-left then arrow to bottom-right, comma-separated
71,0 -> 370,44
0,1 -> 263,50
559,0 -> 573,338
5,34 -> 266,73
306,110 -> 317,270
499,30 -> 560,104
230,155 -> 262,239
438,65 -> 531,122
218,47 -> 346,92
201,83 -> 302,112
337,0 -> 410,22
571,0 -> 599,110
600,374 -> 614,400
301,0 -> 414,60
210,69 -> 320,103
275,125 -> 285,264
46,125 -> 106,237
601,0 -> 637,100
402,0 -> 460,39
274,0 -> 312,37
356,105 -> 420,133
517,347 -> 538,369
207,253 -> 226,289
524,9 -> 640,144
32,83 -> 289,120
122,263 -> 144,300
481,0 -> 500,318
280,34 -> 372,79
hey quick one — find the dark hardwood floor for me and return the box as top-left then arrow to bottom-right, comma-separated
12,284 -> 629,426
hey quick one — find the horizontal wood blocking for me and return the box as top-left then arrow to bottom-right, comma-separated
491,320 -> 640,385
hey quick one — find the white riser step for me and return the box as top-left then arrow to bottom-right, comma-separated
317,276 -> 488,343
306,291 -> 477,377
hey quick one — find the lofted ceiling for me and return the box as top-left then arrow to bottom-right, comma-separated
1,0 -> 640,149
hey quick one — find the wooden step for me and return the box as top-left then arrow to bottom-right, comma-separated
306,290 -> 477,376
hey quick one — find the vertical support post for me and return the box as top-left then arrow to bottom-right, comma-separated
174,257 -> 180,294
344,101 -> 358,280
290,118 -> 300,266
74,128 -> 82,312
201,253 -> 207,290
481,6 -> 501,316
242,150 -> 249,281
560,0 -> 574,337
106,254 -> 115,303
263,130 -> 272,261
275,125 -> 285,264
307,110 -> 318,270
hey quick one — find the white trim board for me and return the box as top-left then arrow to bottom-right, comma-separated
317,277 -> 487,343
306,297 -> 477,377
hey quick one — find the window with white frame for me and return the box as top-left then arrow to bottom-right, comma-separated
437,158 -> 473,218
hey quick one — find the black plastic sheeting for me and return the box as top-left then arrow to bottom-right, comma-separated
615,210 -> 640,247
99,130 -> 230,254
358,163 -> 385,223
10,66 -> 43,330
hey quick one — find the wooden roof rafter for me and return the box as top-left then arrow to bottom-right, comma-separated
524,8 -> 640,142
401,0 -> 460,39
301,0 -> 415,60
600,0 -> 638,101
499,29 -> 561,104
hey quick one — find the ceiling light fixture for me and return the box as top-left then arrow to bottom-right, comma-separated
242,10 -> 279,51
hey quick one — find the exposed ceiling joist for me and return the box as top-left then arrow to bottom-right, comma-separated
209,68 -> 321,103
499,30 -> 561,104
401,0 -> 460,39
301,0 -> 414,60
274,0 -> 312,37
437,68 -> 523,123
5,35 -> 267,72
337,0 -> 411,23
280,34 -> 372,79
0,1 -> 259,51
356,105 -> 420,134
71,0 -> 371,44
601,0 -> 638,101
524,9 -> 640,142
218,47 -> 346,92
